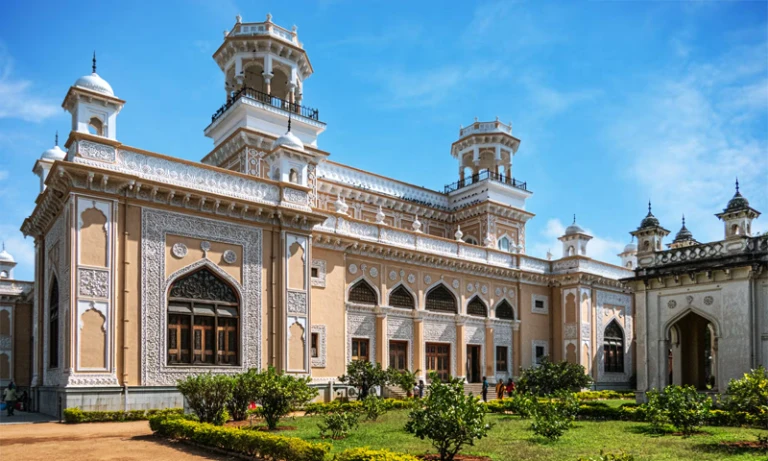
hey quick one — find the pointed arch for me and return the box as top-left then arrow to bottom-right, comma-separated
348,278 -> 378,305
494,299 -> 516,320
48,275 -> 60,368
466,295 -> 488,317
497,233 -> 514,253
388,283 -> 415,309
663,306 -> 721,341
165,260 -> 242,366
603,319 -> 624,373
425,283 -> 457,314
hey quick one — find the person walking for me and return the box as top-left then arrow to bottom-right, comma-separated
481,376 -> 489,402
495,378 -> 505,400
417,380 -> 425,399
505,378 -> 515,396
3,382 -> 17,417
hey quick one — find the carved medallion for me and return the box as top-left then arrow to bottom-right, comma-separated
407,274 -> 415,284
349,264 -> 358,274
703,296 -> 714,306
481,285 -> 488,295
200,241 -> 211,252
452,279 -> 460,289
389,270 -> 397,281
369,267 -> 378,278
424,275 -> 432,285
171,243 -> 188,259
668,300 -> 677,309
495,287 -> 502,297
686,295 -> 694,305
223,250 -> 237,264
467,283 -> 474,292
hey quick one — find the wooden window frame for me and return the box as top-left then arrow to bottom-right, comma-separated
389,340 -> 408,371
495,346 -> 508,372
351,338 -> 370,362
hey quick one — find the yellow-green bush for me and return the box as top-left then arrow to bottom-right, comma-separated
576,390 -> 635,401
63,407 -> 183,424
334,447 -> 420,461
149,415 -> 330,461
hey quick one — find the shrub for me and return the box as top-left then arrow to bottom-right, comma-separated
517,358 -> 593,396
644,385 -> 711,436
149,415 -> 330,461
228,369 -> 259,421
176,373 -> 233,425
577,450 -> 635,461
339,361 -> 391,400
334,447 -> 420,461
507,392 -> 537,419
387,368 -> 420,398
576,390 -> 635,401
362,395 -> 388,421
252,366 -> 317,430
530,392 -> 578,442
318,410 -> 360,439
725,366 -> 768,419
64,407 -> 184,424
404,372 -> 490,461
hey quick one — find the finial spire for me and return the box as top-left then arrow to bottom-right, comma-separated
55,131 -> 58,146
735,177 -> 740,193
648,200 -> 652,214
573,214 -> 576,224
287,111 -> 292,132
682,214 -> 686,227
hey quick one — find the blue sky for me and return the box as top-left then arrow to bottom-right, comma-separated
1,0 -> 766,280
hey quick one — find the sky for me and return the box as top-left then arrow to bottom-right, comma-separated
0,0 -> 766,281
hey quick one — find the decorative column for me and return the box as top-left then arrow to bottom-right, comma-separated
456,316 -> 466,380
484,319 -> 495,378
235,56 -> 244,88
375,308 -> 387,366
505,163 -> 512,184
513,320 -> 521,377
413,313 -> 424,380
263,72 -> 273,95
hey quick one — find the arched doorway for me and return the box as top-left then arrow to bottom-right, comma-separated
666,311 -> 717,390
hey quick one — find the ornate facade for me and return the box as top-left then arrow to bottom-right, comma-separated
623,193 -> 768,398
19,15 -> 637,417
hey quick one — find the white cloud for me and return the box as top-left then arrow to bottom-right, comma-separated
528,218 -> 625,266
0,170 -> 8,181
519,74 -> 602,117
0,43 -> 60,122
609,41 -> 768,243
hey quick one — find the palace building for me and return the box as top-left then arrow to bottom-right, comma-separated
17,14 -> 641,417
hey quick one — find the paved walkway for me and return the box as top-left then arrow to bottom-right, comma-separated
0,410 -> 57,425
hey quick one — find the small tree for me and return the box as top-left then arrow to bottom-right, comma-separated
517,358 -> 593,396
176,373 -> 233,425
388,368 -> 421,398
318,410 -> 360,439
339,360 -> 390,400
644,385 -> 711,436
530,392 -> 579,442
362,394 -> 388,421
725,366 -> 768,416
252,366 -> 317,430
508,391 -> 537,419
228,369 -> 259,421
405,372 -> 490,461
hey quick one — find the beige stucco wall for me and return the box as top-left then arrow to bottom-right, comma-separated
165,235 -> 242,283
309,247 -> 346,379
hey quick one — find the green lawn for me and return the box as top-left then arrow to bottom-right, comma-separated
269,409 -> 767,461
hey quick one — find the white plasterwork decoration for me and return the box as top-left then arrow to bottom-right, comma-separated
532,293 -> 549,315
311,259 -> 327,288
287,290 -> 308,315
141,208 -> 262,386
78,268 -> 109,299
596,290 -> 633,383
44,210 -> 69,387
423,319 -> 457,377
347,311 -> 376,364
387,316 -> 414,371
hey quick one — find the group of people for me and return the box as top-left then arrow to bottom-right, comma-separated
481,377 -> 515,402
412,380 -> 425,398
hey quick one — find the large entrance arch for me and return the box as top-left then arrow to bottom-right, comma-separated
666,310 -> 717,390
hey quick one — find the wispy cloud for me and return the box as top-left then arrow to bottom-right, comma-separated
528,218 -> 626,265
609,40 -> 768,243
0,43 -> 60,122
317,22 -> 424,49
519,73 -> 602,117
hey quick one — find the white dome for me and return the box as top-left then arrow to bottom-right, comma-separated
74,72 -> 114,96
272,130 -> 304,152
41,145 -> 66,161
0,249 -> 15,263
623,242 -> 637,253
565,223 -> 585,235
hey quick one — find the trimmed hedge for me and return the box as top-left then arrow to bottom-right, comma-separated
304,398 -> 416,416
576,390 -> 635,401
149,414 -> 330,461
334,447 -> 420,461
63,407 -> 183,424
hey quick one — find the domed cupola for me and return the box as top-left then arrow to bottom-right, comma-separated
272,119 -> 305,152
618,237 -> 638,269
630,201 -> 670,257
0,243 -> 17,279
41,132 -> 66,161
74,73 -> 114,96
669,215 -> 697,249
33,132 -> 67,193
558,215 -> 592,257
716,179 -> 761,239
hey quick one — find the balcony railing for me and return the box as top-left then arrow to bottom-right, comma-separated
211,87 -> 320,124
459,120 -> 512,138
444,170 -> 528,194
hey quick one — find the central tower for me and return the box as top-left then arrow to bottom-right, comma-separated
203,14 -> 326,154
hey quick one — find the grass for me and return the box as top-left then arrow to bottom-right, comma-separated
264,409 -> 767,461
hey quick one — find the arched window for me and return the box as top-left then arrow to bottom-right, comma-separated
603,320 -> 624,373
731,224 -> 740,236
495,299 -> 515,320
0,270 -> 7,278
463,236 -> 479,245
49,277 -> 59,368
643,241 -> 650,251
425,284 -> 457,314
467,296 -> 487,317
389,285 -> 414,309
167,267 -> 239,366
567,246 -> 575,257
349,279 -> 378,305
498,236 -> 511,252
626,261 -> 633,269
88,117 -> 104,136
289,169 -> 299,184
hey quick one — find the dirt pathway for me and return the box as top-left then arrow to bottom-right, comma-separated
0,420 -> 237,460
